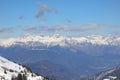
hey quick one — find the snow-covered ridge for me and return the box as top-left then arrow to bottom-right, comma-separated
0,34 -> 120,47
0,56 -> 43,80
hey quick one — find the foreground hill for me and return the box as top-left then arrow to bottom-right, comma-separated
0,56 -> 45,80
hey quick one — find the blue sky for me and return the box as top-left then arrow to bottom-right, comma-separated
0,0 -> 120,38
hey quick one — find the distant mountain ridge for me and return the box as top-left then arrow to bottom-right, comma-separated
0,34 -> 120,47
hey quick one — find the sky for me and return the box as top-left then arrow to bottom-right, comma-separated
0,0 -> 120,38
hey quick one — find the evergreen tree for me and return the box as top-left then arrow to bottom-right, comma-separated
4,70 -> 7,74
23,74 -> 27,80
18,74 -> 22,80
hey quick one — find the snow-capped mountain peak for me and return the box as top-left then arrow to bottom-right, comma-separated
0,34 -> 120,47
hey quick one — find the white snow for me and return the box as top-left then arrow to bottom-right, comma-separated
0,56 -> 43,80
0,34 -> 120,47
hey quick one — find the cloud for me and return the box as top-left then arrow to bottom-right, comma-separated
0,28 -> 13,34
24,26 -> 45,34
35,2 -> 57,19
24,24 -> 64,35
24,26 -> 38,31
18,16 -> 25,20
23,23 -> 120,36
67,20 -> 72,23
24,24 -> 98,33
54,24 -> 103,32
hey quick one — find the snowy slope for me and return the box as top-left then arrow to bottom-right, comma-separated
0,56 -> 44,80
0,34 -> 120,47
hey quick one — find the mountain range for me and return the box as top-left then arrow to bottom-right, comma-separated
0,34 -> 120,80
0,34 -> 120,47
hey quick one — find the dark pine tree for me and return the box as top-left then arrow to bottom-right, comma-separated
18,74 -> 22,80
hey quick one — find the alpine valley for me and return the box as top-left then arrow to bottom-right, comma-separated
0,34 -> 120,80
